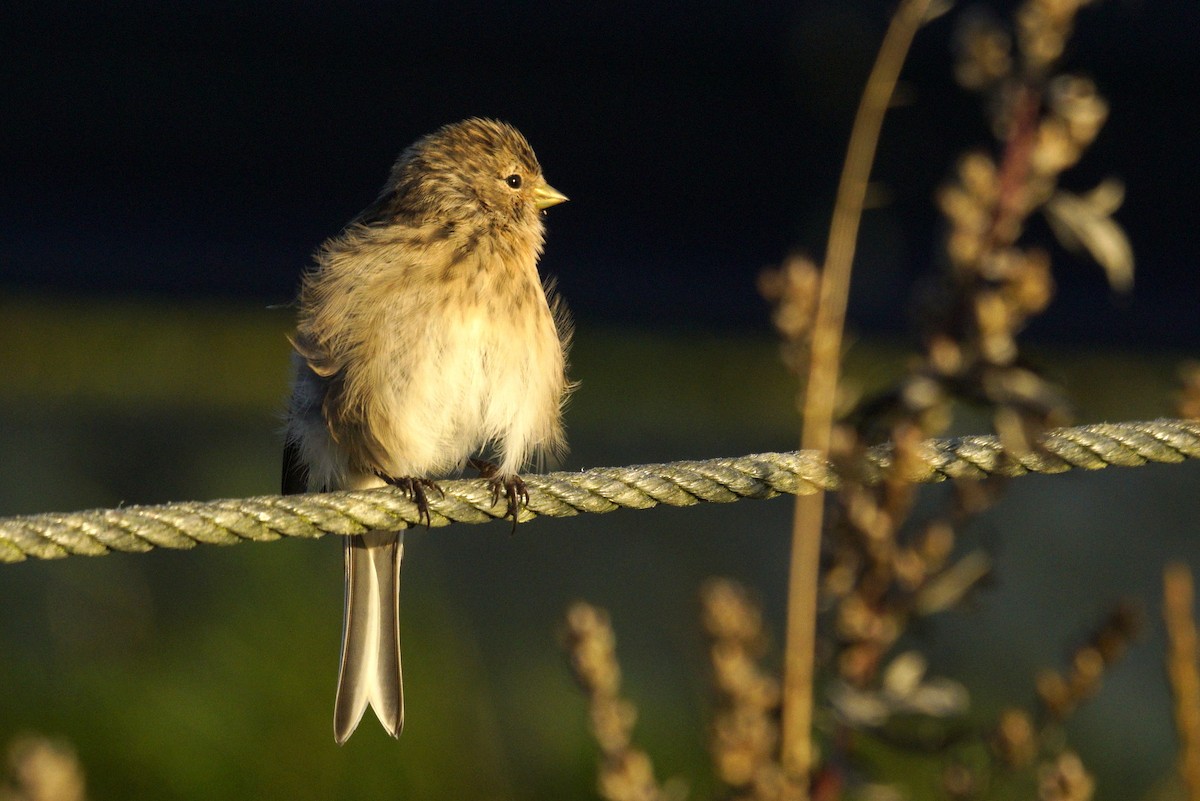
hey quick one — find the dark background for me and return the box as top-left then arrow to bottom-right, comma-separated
3,0 -> 1197,343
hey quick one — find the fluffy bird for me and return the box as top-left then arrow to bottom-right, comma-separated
282,118 -> 572,744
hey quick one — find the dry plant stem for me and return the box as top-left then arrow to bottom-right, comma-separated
703,580 -> 782,801
781,0 -> 933,795
1164,563 -> 1200,801
563,602 -> 673,801
991,85 -> 1042,247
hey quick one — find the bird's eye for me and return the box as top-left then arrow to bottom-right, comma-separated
505,174 -> 523,189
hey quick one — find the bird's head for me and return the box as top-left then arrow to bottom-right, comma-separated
385,118 -> 567,233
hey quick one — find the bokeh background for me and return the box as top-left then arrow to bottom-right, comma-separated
2,2 -> 1198,799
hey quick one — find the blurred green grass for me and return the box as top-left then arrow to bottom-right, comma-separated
1,294 -> 1197,801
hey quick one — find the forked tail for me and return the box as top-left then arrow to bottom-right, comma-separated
334,530 -> 404,744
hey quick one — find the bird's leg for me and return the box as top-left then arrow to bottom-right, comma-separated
468,458 -> 529,533
375,473 -> 443,528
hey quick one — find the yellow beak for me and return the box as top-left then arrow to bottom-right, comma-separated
534,182 -> 569,210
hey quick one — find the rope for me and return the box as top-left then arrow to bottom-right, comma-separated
2,418 -> 1198,563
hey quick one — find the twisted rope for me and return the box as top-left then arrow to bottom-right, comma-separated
2,418 -> 1198,563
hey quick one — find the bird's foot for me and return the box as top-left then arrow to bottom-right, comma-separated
376,473 -> 443,528
469,459 -> 529,533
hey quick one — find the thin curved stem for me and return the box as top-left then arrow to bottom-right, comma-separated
782,1 -> 935,795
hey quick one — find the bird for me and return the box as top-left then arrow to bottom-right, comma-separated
281,118 -> 572,744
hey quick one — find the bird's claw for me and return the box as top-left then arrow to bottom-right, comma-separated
469,459 -> 528,533
491,475 -> 529,534
376,473 -> 443,528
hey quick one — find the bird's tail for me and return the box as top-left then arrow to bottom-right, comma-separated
334,530 -> 404,744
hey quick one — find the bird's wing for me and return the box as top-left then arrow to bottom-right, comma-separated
288,330 -> 342,379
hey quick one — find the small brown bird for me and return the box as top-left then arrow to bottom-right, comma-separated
282,118 -> 572,744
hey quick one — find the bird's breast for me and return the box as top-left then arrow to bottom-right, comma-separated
362,243 -> 563,477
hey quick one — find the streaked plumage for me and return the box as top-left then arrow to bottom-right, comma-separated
282,118 -> 572,744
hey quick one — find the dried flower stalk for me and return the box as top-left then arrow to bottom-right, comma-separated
563,602 -> 679,801
1035,602 -> 1140,722
702,580 -> 784,801
0,735 -> 87,801
1037,751 -> 1095,801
